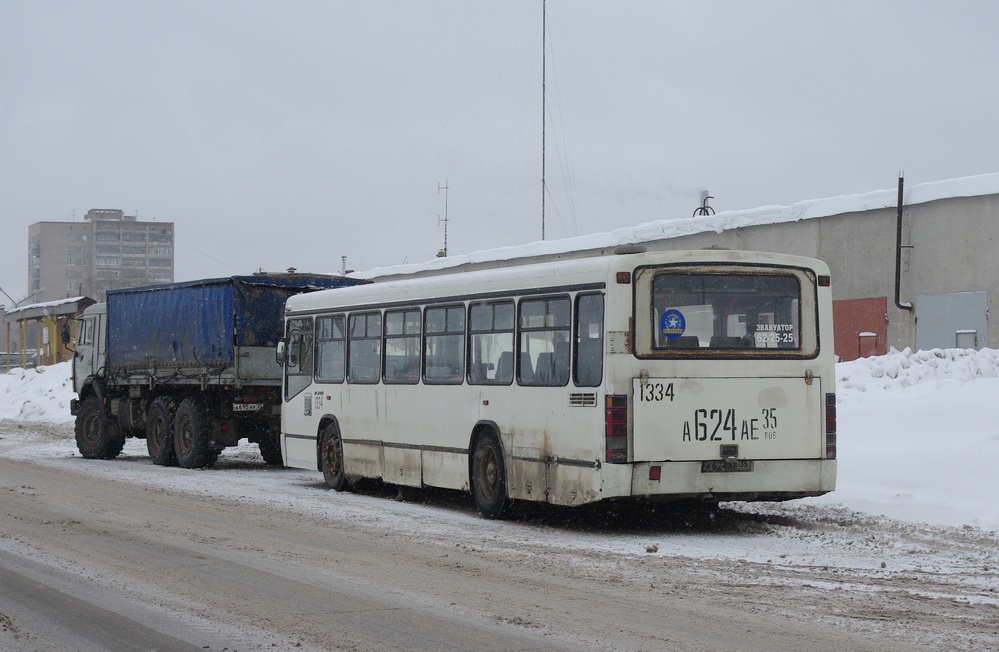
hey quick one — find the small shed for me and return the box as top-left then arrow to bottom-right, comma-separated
3,296 -> 96,370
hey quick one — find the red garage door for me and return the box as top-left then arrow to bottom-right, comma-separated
833,297 -> 887,361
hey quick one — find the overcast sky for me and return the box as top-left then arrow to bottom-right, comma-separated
3,1 -> 998,305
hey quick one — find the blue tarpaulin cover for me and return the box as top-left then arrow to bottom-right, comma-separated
106,275 -> 358,369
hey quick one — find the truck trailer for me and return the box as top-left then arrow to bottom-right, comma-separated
68,273 -> 362,468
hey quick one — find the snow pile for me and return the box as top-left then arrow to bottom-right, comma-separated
815,347 -> 999,531
0,362 -> 75,423
837,347 -> 999,402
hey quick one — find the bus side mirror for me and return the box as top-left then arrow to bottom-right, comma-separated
275,339 -> 287,366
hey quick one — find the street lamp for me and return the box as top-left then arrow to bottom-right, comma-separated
0,286 -> 43,310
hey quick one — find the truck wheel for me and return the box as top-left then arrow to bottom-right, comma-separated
471,432 -> 510,519
75,396 -> 126,460
258,435 -> 284,466
320,424 -> 349,491
146,397 -> 178,466
174,398 -> 219,469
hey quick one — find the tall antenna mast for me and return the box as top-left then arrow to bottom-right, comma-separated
541,0 -> 547,241
437,180 -> 450,257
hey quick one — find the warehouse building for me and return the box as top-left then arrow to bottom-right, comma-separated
362,173 -> 999,361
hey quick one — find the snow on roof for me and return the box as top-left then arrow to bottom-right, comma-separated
5,296 -> 89,316
356,172 -> 999,280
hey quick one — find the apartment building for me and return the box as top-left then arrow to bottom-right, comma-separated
28,209 -> 174,303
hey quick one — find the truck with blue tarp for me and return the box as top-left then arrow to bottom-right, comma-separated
68,273 -> 363,468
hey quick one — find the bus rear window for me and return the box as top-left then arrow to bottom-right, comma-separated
651,273 -> 801,351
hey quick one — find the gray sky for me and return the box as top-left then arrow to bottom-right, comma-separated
3,1 -> 998,305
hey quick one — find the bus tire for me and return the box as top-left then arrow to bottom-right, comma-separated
75,396 -> 126,460
320,424 -> 349,491
174,398 -> 219,469
146,397 -> 178,466
471,432 -> 510,519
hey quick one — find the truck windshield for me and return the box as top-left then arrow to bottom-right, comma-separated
651,272 -> 801,351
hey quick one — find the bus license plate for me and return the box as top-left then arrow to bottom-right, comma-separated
701,459 -> 753,473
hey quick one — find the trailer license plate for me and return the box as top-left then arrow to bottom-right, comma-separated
701,459 -> 753,473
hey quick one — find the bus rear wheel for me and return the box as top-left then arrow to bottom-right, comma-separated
146,397 -> 178,466
320,424 -> 349,491
471,432 -> 510,519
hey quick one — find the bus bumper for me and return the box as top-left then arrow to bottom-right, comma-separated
626,459 -> 837,501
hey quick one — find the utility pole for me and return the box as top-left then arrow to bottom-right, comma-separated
437,180 -> 450,257
541,0 -> 547,241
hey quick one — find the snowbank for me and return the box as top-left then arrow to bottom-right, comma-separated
837,347 -> 999,401
812,348 -> 999,531
0,362 -> 75,423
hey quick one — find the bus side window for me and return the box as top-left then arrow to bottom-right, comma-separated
424,305 -> 465,384
519,296 -> 570,387
468,301 -> 514,385
315,315 -> 346,384
348,312 -> 381,384
574,293 -> 604,387
384,309 -> 421,384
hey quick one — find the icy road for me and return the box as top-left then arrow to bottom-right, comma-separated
1,420 -> 997,652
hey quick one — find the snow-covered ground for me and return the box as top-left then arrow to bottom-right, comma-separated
3,348 -> 997,533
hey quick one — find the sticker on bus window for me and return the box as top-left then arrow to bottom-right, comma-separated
659,309 -> 686,339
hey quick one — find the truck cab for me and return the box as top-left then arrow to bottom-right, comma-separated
71,303 -> 106,404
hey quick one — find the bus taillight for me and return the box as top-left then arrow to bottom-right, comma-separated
825,393 -> 837,459
605,394 -> 628,463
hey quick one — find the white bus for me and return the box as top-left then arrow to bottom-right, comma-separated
279,249 -> 836,518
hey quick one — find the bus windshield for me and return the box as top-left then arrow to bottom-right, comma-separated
652,272 -> 801,351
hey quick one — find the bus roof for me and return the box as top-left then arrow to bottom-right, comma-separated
286,248 -> 828,315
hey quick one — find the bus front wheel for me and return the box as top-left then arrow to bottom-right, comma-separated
320,424 -> 349,491
471,432 -> 510,519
